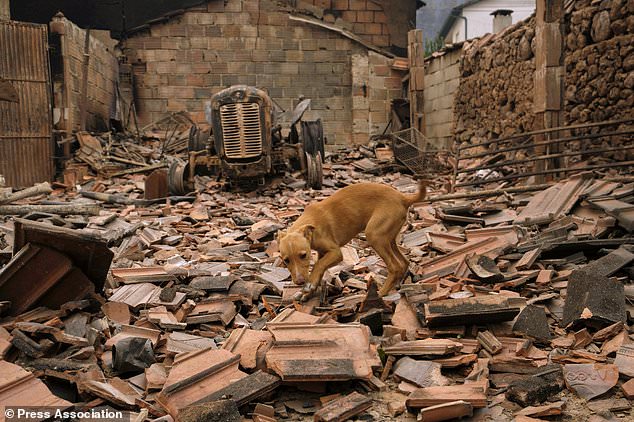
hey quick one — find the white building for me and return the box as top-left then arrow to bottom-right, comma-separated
439,0 -> 535,43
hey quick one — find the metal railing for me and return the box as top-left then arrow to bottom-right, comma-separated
451,119 -> 634,191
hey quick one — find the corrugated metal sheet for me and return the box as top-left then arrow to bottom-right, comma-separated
0,20 -> 53,188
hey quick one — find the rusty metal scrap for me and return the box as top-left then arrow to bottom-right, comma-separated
0,20 -> 54,188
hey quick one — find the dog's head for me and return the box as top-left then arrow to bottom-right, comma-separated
277,225 -> 314,285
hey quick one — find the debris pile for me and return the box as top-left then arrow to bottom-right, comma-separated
0,148 -> 633,421
63,112 -> 197,186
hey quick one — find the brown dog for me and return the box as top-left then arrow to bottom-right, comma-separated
277,181 -> 427,301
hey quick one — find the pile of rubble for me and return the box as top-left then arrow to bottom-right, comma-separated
0,148 -> 633,422
63,112 -> 195,186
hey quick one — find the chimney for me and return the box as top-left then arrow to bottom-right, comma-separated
0,0 -> 9,21
491,9 -> 513,34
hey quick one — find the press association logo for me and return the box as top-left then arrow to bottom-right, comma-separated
3,406 -> 126,421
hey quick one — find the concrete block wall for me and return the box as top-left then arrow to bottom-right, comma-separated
122,0 -> 400,148
50,15 -> 119,133
350,51 -> 404,145
0,0 -> 9,21
423,48 -> 461,148
351,53 -> 370,144
368,52 -> 403,136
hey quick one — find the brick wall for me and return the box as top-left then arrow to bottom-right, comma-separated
301,0 -> 391,47
122,0 -> 401,148
50,15 -> 119,133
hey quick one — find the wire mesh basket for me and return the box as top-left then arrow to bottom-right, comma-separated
391,127 -> 452,177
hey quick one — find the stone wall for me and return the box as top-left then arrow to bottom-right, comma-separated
423,48 -> 461,148
564,0 -> 634,126
49,14 -> 119,133
122,0 -> 402,148
452,17 -> 536,147
446,0 -> 633,149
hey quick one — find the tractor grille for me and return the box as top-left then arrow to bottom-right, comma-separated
219,102 -> 263,159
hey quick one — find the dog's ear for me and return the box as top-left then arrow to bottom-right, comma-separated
276,229 -> 287,242
301,225 -> 315,243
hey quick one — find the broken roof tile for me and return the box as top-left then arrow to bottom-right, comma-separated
111,266 -> 174,284
515,174 -> 594,226
313,391 -> 372,422
108,282 -> 186,310
0,360 -> 72,409
424,295 -> 523,327
157,348 -> 246,417
265,323 -> 380,381
406,381 -> 488,409
222,327 -> 273,370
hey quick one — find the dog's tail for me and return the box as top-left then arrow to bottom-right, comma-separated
403,180 -> 428,207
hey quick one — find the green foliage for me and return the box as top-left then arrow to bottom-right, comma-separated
377,347 -> 387,365
425,36 -> 445,56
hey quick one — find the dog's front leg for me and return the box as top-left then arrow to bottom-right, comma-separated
297,248 -> 343,302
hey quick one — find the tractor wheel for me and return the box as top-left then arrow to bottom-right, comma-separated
188,125 -> 211,152
304,151 -> 323,190
168,159 -> 189,195
300,119 -> 325,158
314,151 -> 323,189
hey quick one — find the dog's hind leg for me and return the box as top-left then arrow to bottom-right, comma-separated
371,242 -> 405,296
390,240 -> 409,272
366,212 -> 409,296
366,234 -> 407,296
390,239 -> 410,286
